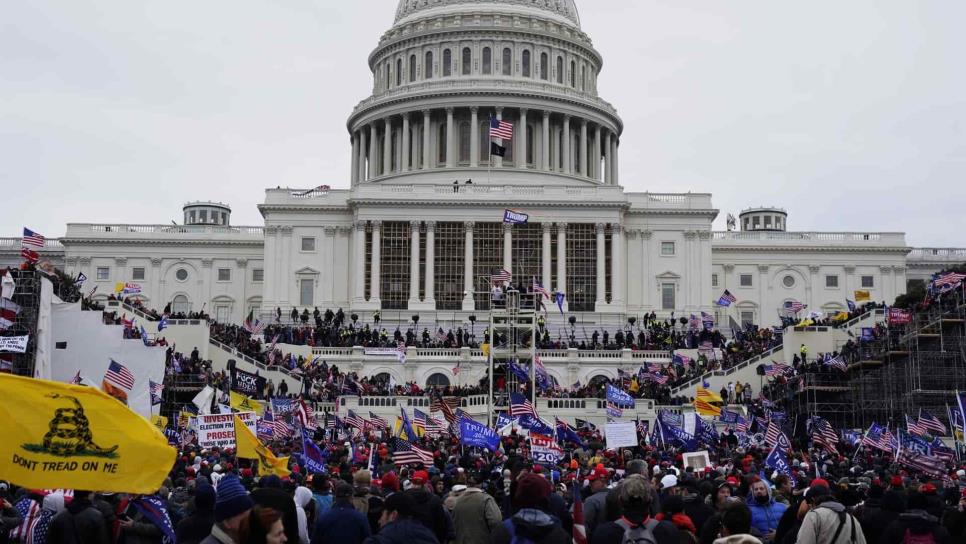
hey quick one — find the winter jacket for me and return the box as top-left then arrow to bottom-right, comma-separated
582,490 -> 610,539
796,501 -> 867,544
363,518 -> 439,544
852,498 -> 891,544
312,501 -> 371,544
0,502 -> 24,544
747,487 -> 787,537
404,488 -> 449,544
491,509 -> 570,544
119,509 -> 164,544
176,509 -> 215,544
46,497 -> 111,544
252,486 -> 300,544
450,488 -> 502,544
880,509 -> 952,544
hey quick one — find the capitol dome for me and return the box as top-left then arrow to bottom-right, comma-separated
395,0 -> 581,28
346,0 -> 622,188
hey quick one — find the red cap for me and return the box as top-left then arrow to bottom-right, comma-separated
726,476 -> 740,486
588,466 -> 609,482
891,476 -> 903,487
810,478 -> 829,489
921,483 -> 937,494
412,470 -> 430,484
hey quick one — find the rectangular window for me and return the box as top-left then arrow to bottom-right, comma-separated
740,311 -> 755,328
217,268 -> 231,282
825,275 -> 839,288
764,216 -> 772,228
861,275 -> 874,288
132,267 -> 145,281
301,237 -> 316,251
252,269 -> 264,282
660,242 -> 675,256
739,274 -> 753,287
661,283 -> 675,310
215,306 -> 230,323
96,267 -> 109,280
711,274 -> 719,288
299,278 -> 314,306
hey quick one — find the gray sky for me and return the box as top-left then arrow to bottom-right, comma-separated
2,0 -> 964,247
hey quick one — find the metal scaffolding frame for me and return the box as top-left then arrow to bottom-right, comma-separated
487,290 -> 537,426
3,270 -> 43,377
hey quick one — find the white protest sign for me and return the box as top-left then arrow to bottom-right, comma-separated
0,335 -> 28,353
196,411 -> 256,449
605,421 -> 638,450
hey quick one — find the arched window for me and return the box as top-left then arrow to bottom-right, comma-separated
482,47 -> 492,74
443,49 -> 452,76
426,373 -> 451,387
587,375 -> 610,390
570,60 -> 576,87
172,295 -> 191,315
409,54 -> 416,82
556,56 -> 563,84
462,47 -> 471,75
540,52 -> 548,80
522,50 -> 531,77
395,58 -> 402,86
458,121 -> 471,163
502,48 -> 512,75
437,123 -> 447,164
424,51 -> 433,79
372,372 -> 391,385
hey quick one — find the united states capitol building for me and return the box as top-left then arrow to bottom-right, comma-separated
4,0 -> 962,336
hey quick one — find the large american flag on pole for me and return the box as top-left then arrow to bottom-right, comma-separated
104,359 -> 135,391
489,117 -> 513,140
388,437 -> 434,467
22,227 -> 45,248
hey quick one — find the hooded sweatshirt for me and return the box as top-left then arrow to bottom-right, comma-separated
796,500 -> 866,544
492,509 -> 570,544
294,486 -> 313,544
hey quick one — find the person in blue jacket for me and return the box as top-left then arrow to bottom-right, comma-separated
747,479 -> 787,542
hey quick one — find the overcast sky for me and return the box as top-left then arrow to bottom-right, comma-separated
2,0 -> 964,246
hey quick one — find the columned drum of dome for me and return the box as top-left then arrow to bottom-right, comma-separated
347,0 -> 622,188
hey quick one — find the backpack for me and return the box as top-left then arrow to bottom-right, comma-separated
615,518 -> 660,544
903,528 -> 937,544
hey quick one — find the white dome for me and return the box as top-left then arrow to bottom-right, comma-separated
395,0 -> 581,27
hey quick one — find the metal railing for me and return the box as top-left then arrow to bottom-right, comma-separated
671,344 -> 784,395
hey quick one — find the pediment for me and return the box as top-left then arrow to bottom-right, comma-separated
656,271 -> 681,280
294,267 -> 320,276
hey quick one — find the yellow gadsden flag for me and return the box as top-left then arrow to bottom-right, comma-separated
0,374 -> 176,494
234,414 -> 290,478
230,391 -> 265,417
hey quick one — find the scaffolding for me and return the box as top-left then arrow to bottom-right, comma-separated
2,269 -> 43,377
487,290 -> 538,426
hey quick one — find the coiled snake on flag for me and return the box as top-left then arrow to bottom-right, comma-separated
42,393 -> 118,456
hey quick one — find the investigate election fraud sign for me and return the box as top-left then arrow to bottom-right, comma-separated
0,373 -> 176,494
196,412 -> 257,449
605,421 -> 638,450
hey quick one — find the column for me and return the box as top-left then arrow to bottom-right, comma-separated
611,223 -> 624,306
358,129 -> 368,181
401,114 -> 411,172
494,107 -> 504,168
541,223 -> 552,289
445,108 -> 455,168
424,221 -> 436,306
562,115 -> 572,174
556,223 -> 568,311
383,118 -> 393,175
353,221 -> 366,302
370,221 -> 382,303
350,131 -> 359,185
422,110 -> 432,170
593,126 -> 602,181
517,108 -> 528,169
611,135 -> 619,185
541,111 -> 550,171
604,130 -> 613,184
369,124 -> 378,178
469,107 -> 479,168
808,265 -> 820,311
551,126 -> 560,171
595,223 -> 606,308
322,227 -> 336,305
757,264 -> 770,320
579,120 -> 588,177
503,223 -> 512,272
409,221 -> 421,306
462,222 -> 475,311
642,231 -> 653,309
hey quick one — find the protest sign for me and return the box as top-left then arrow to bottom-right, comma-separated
0,335 -> 28,353
231,367 -> 266,398
605,421 -> 638,449
197,412 -> 256,449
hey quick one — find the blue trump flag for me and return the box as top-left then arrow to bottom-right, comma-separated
606,384 -> 635,408
765,438 -> 795,486
555,292 -> 565,314
555,418 -> 584,445
518,414 -> 554,436
495,412 -> 515,429
459,417 -> 501,451
130,496 -> 176,544
301,427 -> 328,474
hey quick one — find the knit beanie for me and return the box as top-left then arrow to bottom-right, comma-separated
214,474 -> 254,522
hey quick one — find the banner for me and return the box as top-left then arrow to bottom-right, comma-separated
503,209 -> 529,225
149,415 -> 168,432
529,433 -> 563,463
229,391 -> 265,417
114,282 -> 142,295
0,374 -> 176,494
234,415 -> 290,477
231,367 -> 266,398
0,335 -> 28,353
459,418 -> 500,451
196,412 -> 256,449
606,384 -> 635,408
604,422 -> 638,450
854,290 -> 871,302
270,397 -> 295,416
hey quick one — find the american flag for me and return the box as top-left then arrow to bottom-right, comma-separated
149,380 -> 164,405
823,354 -> 847,372
783,300 -> 805,314
430,393 -> 459,424
762,363 -> 786,377
906,414 -> 929,437
345,409 -> 366,431
296,398 -> 316,429
20,247 -> 39,263
918,409 -> 947,435
764,420 -> 782,447
388,437 -> 434,467
489,117 -> 513,140
491,268 -> 512,284
810,416 -> 839,454
369,411 -> 388,430
104,359 -> 135,390
426,414 -> 447,436
265,410 -> 291,439
934,272 -> 966,288
10,497 -> 51,544
645,362 -> 663,373
861,423 -> 895,452
572,482 -> 587,544
22,228 -> 45,248
509,392 -> 537,417
643,372 -> 668,385
532,278 -> 550,299
717,289 -> 737,306
412,409 -> 428,435
897,449 -> 946,479
735,416 -> 749,434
